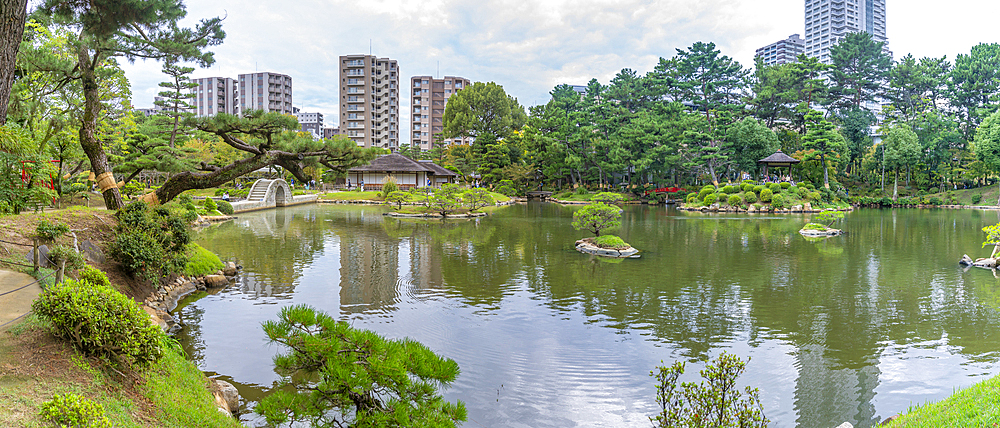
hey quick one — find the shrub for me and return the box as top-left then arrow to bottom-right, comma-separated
36,220 -> 70,242
592,192 -> 625,204
797,187 -> 809,198
771,194 -> 786,209
575,186 -> 589,195
768,183 -> 782,194
592,234 -> 630,249
701,184 -> 716,192
802,223 -> 828,231
930,196 -> 943,205
973,194 -> 983,204
722,185 -> 737,194
78,265 -> 110,287
810,191 -> 822,202
759,188 -> 773,203
686,194 -> 698,204
752,185 -> 765,194
47,245 -> 86,275
727,194 -> 742,207
698,187 -> 715,201
744,191 -> 758,204
780,182 -> 791,189
39,393 -> 112,428
381,176 -> 399,195
202,198 -> 217,213
704,193 -> 718,205
31,275 -> 164,366
650,352 -> 768,428
216,199 -> 234,215
111,202 -> 190,282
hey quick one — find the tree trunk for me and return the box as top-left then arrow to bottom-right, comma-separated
152,152 -> 286,204
821,153 -> 830,189
78,45 -> 124,210
0,0 -> 28,125
893,169 -> 898,201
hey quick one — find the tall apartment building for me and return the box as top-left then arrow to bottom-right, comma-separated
189,77 -> 238,117
755,34 -> 805,66
238,72 -> 293,115
323,127 -> 340,140
295,112 -> 324,138
339,55 -> 399,150
804,0 -> 886,63
410,76 -> 472,150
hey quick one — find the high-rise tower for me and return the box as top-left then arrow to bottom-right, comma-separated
409,76 -> 472,150
339,55 -> 400,150
804,0 -> 886,63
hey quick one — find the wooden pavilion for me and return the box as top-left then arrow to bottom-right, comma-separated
758,150 -> 800,180
347,154 -> 456,190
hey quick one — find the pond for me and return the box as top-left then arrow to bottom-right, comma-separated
175,203 -> 1000,428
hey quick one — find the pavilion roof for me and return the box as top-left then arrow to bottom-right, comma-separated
758,150 -> 801,165
348,154 -> 455,176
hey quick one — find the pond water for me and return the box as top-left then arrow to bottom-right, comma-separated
175,203 -> 1000,428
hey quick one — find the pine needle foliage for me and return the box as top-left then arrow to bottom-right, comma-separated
256,305 -> 467,428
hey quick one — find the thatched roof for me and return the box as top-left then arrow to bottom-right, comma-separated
758,150 -> 800,165
417,160 -> 457,177
349,154 -> 456,176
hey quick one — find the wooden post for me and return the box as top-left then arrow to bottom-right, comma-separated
55,260 -> 65,285
32,238 -> 38,273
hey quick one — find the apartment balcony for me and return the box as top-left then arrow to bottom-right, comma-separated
346,70 -> 365,76
345,60 -> 365,67
346,106 -> 365,112
347,88 -> 365,94
348,123 -> 364,129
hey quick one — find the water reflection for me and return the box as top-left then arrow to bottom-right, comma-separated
178,204 -> 1000,428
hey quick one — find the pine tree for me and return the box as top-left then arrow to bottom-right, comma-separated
153,62 -> 197,148
801,110 -> 847,189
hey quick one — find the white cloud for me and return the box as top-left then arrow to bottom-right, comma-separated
118,0 -> 1000,146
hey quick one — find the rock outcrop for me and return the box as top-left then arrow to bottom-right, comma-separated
960,254 -> 998,268
209,378 -> 240,415
799,227 -> 844,237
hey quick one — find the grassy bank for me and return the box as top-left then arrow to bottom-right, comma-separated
884,374 -> 1000,427
0,315 -> 240,428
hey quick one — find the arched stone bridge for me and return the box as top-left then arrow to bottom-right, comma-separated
230,178 -> 317,213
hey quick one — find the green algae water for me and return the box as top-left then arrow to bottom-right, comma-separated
175,203 -> 1000,427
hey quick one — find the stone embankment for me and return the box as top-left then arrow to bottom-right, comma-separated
799,228 -> 844,237
384,211 -> 488,219
142,261 -> 240,334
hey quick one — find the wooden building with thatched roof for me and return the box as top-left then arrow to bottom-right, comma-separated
347,154 -> 457,189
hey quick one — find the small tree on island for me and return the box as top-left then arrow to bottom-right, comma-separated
982,223 -> 1000,259
572,202 -> 621,237
256,305 -> 467,427
429,184 -> 464,216
385,191 -> 410,210
464,188 -> 495,212
815,210 -> 844,228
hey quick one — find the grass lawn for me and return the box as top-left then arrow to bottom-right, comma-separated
0,315 -> 240,428
884,374 -> 1000,427
319,191 -> 382,201
924,185 -> 1000,206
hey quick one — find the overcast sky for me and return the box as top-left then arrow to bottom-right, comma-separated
119,0 -> 1000,145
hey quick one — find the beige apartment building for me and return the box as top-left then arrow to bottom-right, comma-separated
339,55 -> 400,150
239,72 -> 293,115
410,76 -> 472,150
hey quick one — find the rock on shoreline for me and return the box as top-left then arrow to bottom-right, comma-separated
575,238 -> 639,258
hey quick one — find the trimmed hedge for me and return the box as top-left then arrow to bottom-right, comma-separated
760,188 -> 773,203
31,267 -> 164,367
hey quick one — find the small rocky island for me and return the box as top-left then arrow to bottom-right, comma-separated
799,210 -> 845,237
575,237 -> 639,258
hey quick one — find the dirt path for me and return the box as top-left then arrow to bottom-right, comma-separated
0,270 -> 41,331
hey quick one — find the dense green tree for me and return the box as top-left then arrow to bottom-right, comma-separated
572,202 -> 621,237
256,305 -> 467,428
973,110 -> 1000,205
836,107 -> 876,175
653,41 -> 748,118
948,43 -> 1000,140
31,0 -> 225,209
747,58 -> 798,127
683,111 -> 735,185
882,124 -> 920,200
791,54 -> 831,111
801,110 -> 847,188
828,32 -> 892,111
727,117 -> 779,177
442,81 -> 526,147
